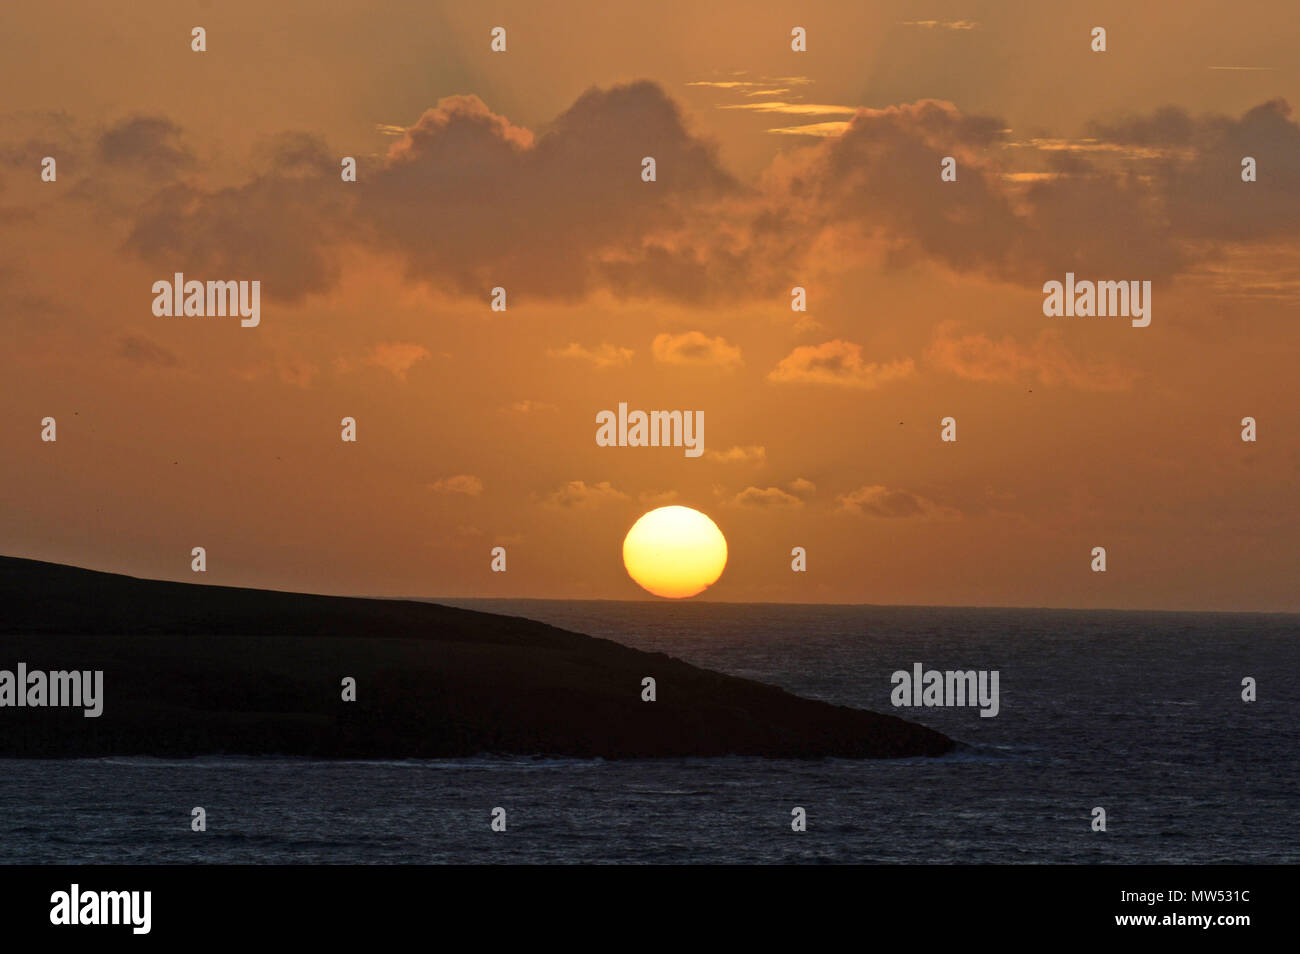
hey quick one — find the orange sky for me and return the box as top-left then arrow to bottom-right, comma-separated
2,0 -> 1297,610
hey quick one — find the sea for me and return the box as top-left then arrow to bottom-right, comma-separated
1,602 -> 1296,864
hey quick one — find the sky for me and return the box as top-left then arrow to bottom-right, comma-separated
1,0 -> 1297,610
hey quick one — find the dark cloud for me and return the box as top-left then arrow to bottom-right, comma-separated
123,133 -> 349,302
361,83 -> 745,301
1082,100 -> 1300,245
117,334 -> 179,367
780,100 -> 1026,278
112,83 -> 750,304
779,98 -> 1199,282
1045,150 -> 1094,175
8,91 -> 1300,306
98,116 -> 194,176
0,110 -> 83,172
1086,105 -> 1197,146
1164,100 -> 1300,242
838,485 -> 957,519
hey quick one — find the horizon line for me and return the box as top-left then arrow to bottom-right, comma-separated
5,553 -> 1296,618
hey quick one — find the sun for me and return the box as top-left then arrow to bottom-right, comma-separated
622,506 -> 728,599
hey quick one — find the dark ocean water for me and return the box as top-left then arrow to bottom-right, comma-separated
2,602 -> 1296,864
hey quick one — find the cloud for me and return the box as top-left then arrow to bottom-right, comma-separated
767,122 -> 853,138
502,399 -> 557,414
1003,137 -> 1184,161
651,331 -> 742,369
105,83 -> 785,307
687,77 -> 812,90
21,92 -> 1300,311
363,84 -> 742,302
767,97 -> 1205,283
1089,99 -> 1300,244
124,132 -> 349,302
236,352 -> 339,389
0,110 -> 83,172
720,102 -> 858,117
837,485 -> 958,519
803,103 -> 1024,263
1190,244 -> 1300,302
544,480 -> 629,508
116,334 -> 178,367
926,322 -> 1138,391
430,474 -> 484,496
547,342 -> 634,368
366,342 -> 430,381
787,477 -> 816,498
731,96 -> 1300,289
687,77 -> 812,91
729,486 -> 804,508
764,100 -> 1031,277
386,95 -> 535,157
768,340 -> 915,389
1085,105 -> 1201,148
901,20 -> 979,30
705,445 -> 766,464
234,351 -> 319,389
98,116 -> 194,176
722,478 -> 812,508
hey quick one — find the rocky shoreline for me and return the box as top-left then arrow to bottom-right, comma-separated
0,556 -> 955,760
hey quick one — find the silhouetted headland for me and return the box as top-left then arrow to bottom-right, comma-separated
0,556 -> 954,759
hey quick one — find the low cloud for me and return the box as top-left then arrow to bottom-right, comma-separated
366,342 -> 430,381
652,331 -> 742,369
502,399 -> 557,414
787,477 -> 816,499
116,334 -> 178,367
124,130 -> 349,303
729,485 -> 804,508
105,91 -> 1028,305
547,342 -> 634,368
1088,99 -> 1300,244
705,445 -> 766,464
720,102 -> 858,117
838,485 -> 958,519
926,322 -> 1138,391
545,480 -> 629,508
98,115 -> 194,177
768,340 -> 915,389
11,89 -> 1300,319
430,474 -> 484,496
901,20 -> 979,31
274,354 -> 318,389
